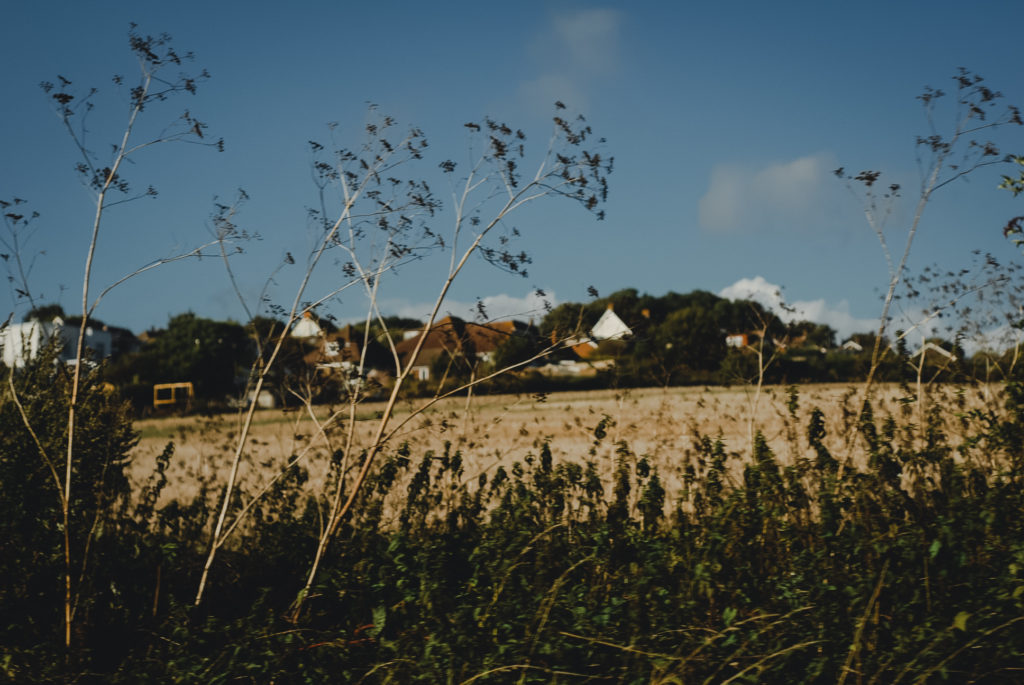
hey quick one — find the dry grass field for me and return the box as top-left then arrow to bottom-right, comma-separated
129,381 -> 1002,511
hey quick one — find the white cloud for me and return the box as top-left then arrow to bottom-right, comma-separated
390,290 -> 557,323
699,153 -> 837,232
554,9 -> 621,73
699,166 -> 746,230
519,74 -> 590,115
719,276 -> 786,312
519,9 -> 621,113
719,276 -> 877,340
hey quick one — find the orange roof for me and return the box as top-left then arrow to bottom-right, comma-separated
393,317 -> 526,367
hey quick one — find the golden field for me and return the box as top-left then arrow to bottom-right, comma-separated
129,382 -> 1002,510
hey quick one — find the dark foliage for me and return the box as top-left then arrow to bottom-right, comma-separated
5,359 -> 1024,681
105,312 -> 250,405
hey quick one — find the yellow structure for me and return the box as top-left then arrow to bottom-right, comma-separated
153,382 -> 194,409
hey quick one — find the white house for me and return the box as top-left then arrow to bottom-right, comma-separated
726,333 -> 749,349
590,305 -> 632,341
560,305 -> 633,360
0,317 -> 112,368
290,311 -> 324,339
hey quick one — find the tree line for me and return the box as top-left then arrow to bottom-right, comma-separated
533,287 -> 982,389
14,283 -> 1004,415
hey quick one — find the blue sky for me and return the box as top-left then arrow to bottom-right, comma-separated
2,1 -> 1022,341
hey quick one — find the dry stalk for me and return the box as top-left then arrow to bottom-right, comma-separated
838,558 -> 890,685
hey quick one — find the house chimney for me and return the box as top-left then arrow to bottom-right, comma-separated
641,308 -> 650,319
606,303 -> 614,311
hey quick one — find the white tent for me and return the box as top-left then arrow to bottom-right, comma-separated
590,306 -> 631,341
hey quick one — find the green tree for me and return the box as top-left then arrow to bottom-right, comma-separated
490,324 -> 543,371
24,303 -> 65,322
785,321 -> 836,350
244,315 -> 314,405
128,313 -> 249,401
371,315 -> 423,338
661,306 -> 727,370
540,301 -> 595,342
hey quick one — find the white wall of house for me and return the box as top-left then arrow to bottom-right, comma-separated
0,320 -> 54,367
0,318 -> 112,367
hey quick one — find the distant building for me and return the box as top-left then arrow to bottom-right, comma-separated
393,316 -> 530,381
534,358 -> 614,377
590,304 -> 632,341
565,304 -> 633,360
304,325 -> 362,372
726,331 -> 767,350
291,311 -> 325,339
725,333 -> 749,349
0,317 -> 112,368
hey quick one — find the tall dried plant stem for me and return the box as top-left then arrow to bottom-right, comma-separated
294,130 -> 595,610
195,132 -> 411,605
293,198 -> 519,610
858,76 -> 1019,410
61,71 -> 147,648
860,159 -> 943,409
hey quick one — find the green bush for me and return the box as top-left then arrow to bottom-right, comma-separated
5,373 -> 1024,682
